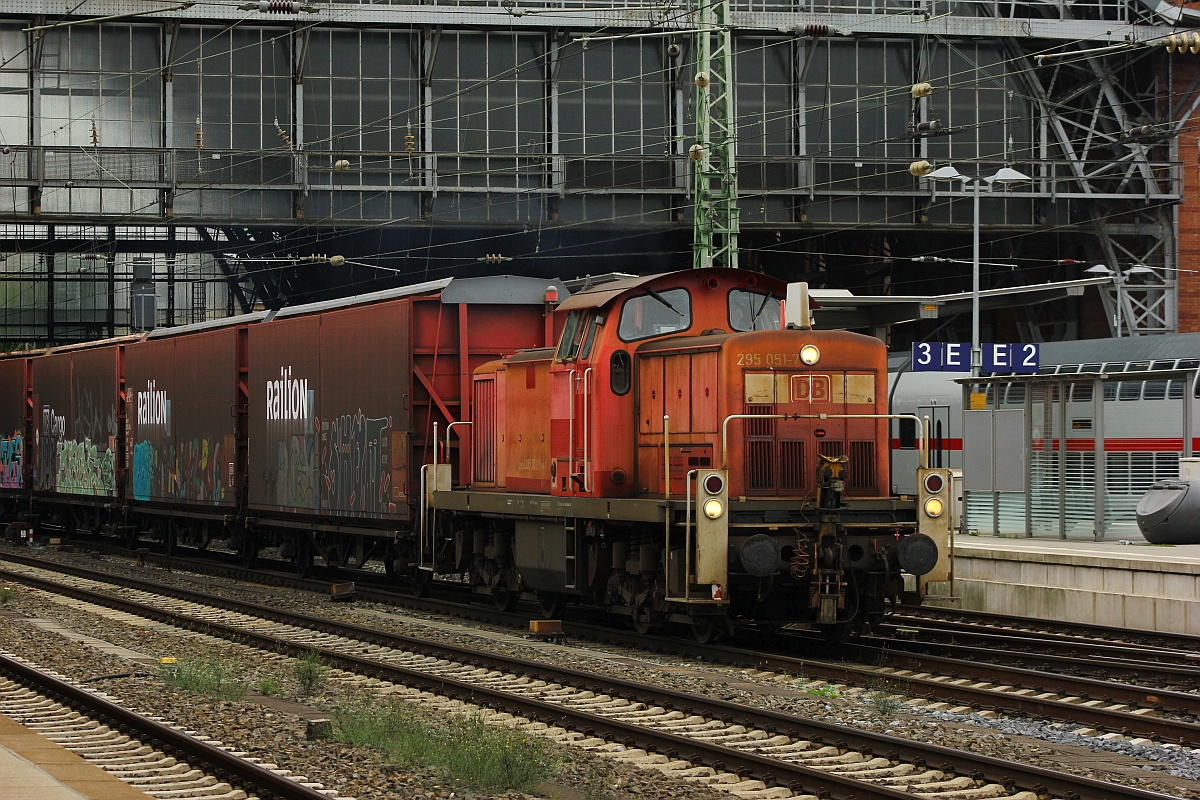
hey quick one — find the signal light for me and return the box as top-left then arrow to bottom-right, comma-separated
703,473 -> 725,495
923,496 -> 945,518
923,472 -> 945,494
703,497 -> 725,519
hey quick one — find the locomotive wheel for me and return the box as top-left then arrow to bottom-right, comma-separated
631,605 -> 655,635
690,618 -> 720,644
492,586 -> 517,612
536,592 -> 564,618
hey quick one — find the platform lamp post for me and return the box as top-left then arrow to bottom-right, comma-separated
1083,264 -> 1156,337
909,162 -> 1031,376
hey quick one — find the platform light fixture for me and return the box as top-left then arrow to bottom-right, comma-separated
1084,264 -> 1156,337
910,163 -> 1032,375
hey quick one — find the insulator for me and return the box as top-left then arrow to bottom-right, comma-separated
334,159 -> 350,171
90,122 -> 99,147
328,255 -> 346,267
194,129 -> 204,149
915,120 -> 944,133
689,143 -> 705,161
404,133 -> 416,153
804,23 -> 829,38
911,82 -> 934,98
276,125 -> 292,150
259,0 -> 301,12
1165,32 -> 1200,54
909,160 -> 932,177
694,72 -> 710,89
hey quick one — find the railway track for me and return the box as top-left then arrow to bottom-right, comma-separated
0,555 -> 1192,800
0,652 -> 348,800
890,605 -> 1200,654
6,545 -> 1200,747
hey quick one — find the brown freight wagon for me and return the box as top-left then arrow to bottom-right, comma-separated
123,314 -> 267,550
29,337 -> 139,520
0,354 -> 32,516
244,276 -> 565,573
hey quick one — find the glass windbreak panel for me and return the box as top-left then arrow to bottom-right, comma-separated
735,37 -> 793,191
1005,382 -> 1026,405
1081,363 -> 1102,372
1151,360 -> 1175,370
923,42 -> 1032,163
1118,380 -> 1143,401
805,39 -> 911,162
618,288 -> 691,341
1127,361 -> 1151,371
1071,382 -> 1094,402
1177,359 -> 1200,370
729,289 -> 781,331
558,39 -> 671,190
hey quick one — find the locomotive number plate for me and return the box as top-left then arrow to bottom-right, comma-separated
735,352 -> 800,367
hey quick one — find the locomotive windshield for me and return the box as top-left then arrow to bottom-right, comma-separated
556,310 -> 599,361
728,289 -> 781,331
617,288 -> 691,341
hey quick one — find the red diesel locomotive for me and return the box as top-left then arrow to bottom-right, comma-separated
0,269 -> 949,640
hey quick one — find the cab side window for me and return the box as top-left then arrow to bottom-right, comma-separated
610,350 -> 631,395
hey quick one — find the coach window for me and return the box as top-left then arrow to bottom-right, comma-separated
729,289 -> 781,331
897,417 -> 917,449
1143,380 -> 1168,400
1072,382 -> 1093,402
618,288 -> 691,341
610,349 -> 631,395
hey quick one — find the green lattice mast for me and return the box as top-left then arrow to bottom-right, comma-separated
691,0 -> 739,269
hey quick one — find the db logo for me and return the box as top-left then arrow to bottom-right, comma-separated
711,583 -> 724,601
790,375 -> 830,403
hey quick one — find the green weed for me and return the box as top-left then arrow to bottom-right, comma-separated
805,684 -> 840,698
255,675 -> 280,696
333,699 -> 553,793
0,586 -> 13,604
294,651 -> 327,697
158,655 -> 247,700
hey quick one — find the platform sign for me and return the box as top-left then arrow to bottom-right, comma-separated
984,343 -> 1039,374
912,342 -> 1039,374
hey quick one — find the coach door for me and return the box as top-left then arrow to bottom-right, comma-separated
919,404 -> 951,468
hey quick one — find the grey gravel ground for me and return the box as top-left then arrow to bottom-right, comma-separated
1,544 -> 1198,800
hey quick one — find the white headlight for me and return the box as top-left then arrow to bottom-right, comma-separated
800,344 -> 820,365
703,498 -> 725,520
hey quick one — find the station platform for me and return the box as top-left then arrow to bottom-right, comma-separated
927,535 -> 1200,635
0,712 -> 150,800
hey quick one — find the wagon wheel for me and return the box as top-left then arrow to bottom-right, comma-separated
409,566 -> 432,598
237,531 -> 258,569
384,545 -> 403,579
292,533 -> 313,577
